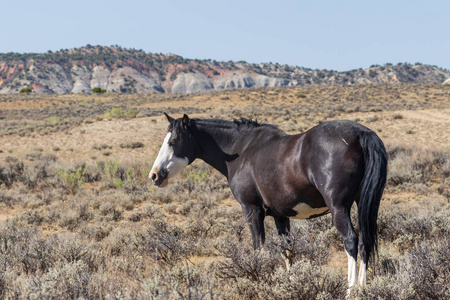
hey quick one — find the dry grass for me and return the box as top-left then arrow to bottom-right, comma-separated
0,83 -> 449,299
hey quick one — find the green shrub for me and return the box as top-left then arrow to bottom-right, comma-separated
92,87 -> 106,94
19,87 -> 32,93
188,169 -> 210,185
102,107 -> 138,120
47,116 -> 61,124
55,165 -> 86,194
95,160 -> 124,189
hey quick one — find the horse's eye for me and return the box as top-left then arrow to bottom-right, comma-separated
168,140 -> 176,147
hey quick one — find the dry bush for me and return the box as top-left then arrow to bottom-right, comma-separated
136,264 -> 216,300
403,237 -> 450,299
79,222 -> 113,242
250,260 -> 346,300
24,260 -> 93,299
99,202 -> 123,222
1,156 -> 56,192
217,234 -> 345,299
133,220 -> 194,266
387,146 -> 449,190
217,237 -> 279,282
0,156 -> 24,188
0,192 -> 16,207
377,209 -> 449,251
265,222 -> 332,266
0,224 -> 55,274
119,141 -> 144,149
362,237 -> 450,300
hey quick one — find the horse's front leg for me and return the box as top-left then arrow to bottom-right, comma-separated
241,204 -> 266,249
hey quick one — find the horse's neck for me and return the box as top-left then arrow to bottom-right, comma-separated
194,124 -> 244,179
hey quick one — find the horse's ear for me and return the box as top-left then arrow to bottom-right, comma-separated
164,112 -> 175,124
182,114 -> 189,129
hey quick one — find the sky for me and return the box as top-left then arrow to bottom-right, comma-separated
1,0 -> 449,71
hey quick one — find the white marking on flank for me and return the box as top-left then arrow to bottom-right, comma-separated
289,203 -> 329,219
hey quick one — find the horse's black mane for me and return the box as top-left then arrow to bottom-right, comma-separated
193,117 -> 280,131
167,116 -> 281,133
233,118 -> 262,128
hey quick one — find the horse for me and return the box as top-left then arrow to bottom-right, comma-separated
149,113 -> 387,291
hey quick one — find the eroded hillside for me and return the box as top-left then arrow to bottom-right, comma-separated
1,45 -> 449,94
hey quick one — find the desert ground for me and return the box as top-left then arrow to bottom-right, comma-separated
0,84 -> 448,299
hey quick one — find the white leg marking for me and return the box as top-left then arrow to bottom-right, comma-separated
346,250 -> 358,288
358,260 -> 367,287
346,250 -> 358,299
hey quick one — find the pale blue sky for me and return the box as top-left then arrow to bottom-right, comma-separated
1,0 -> 449,71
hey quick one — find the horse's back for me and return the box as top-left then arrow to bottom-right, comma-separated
305,120 -> 373,146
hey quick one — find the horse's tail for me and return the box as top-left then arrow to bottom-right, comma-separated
358,131 -> 387,265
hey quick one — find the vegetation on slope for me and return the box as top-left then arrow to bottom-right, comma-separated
0,84 -> 449,298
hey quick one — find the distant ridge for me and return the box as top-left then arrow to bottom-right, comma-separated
1,45 -> 449,94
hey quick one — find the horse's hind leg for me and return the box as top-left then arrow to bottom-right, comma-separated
358,234 -> 367,286
331,207 -> 359,290
274,217 -> 292,271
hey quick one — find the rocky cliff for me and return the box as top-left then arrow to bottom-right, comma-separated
1,45 -> 449,94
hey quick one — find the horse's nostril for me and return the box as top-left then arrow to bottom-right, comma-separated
150,173 -> 157,181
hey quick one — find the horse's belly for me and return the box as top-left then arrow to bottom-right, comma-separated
289,203 -> 329,219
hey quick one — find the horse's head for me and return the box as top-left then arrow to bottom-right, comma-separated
149,113 -> 196,188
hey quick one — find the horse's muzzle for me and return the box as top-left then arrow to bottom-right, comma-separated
150,168 -> 169,188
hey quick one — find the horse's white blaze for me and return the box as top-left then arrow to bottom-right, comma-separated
290,203 -> 329,219
346,250 -> 358,288
358,261 -> 367,287
150,132 -> 188,185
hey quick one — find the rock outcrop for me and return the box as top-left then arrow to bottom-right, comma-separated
212,72 -> 295,90
172,73 -> 213,93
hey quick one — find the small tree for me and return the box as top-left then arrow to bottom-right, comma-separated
92,87 -> 106,94
19,87 -> 32,93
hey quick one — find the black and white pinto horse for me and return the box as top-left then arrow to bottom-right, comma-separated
150,113 -> 387,290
